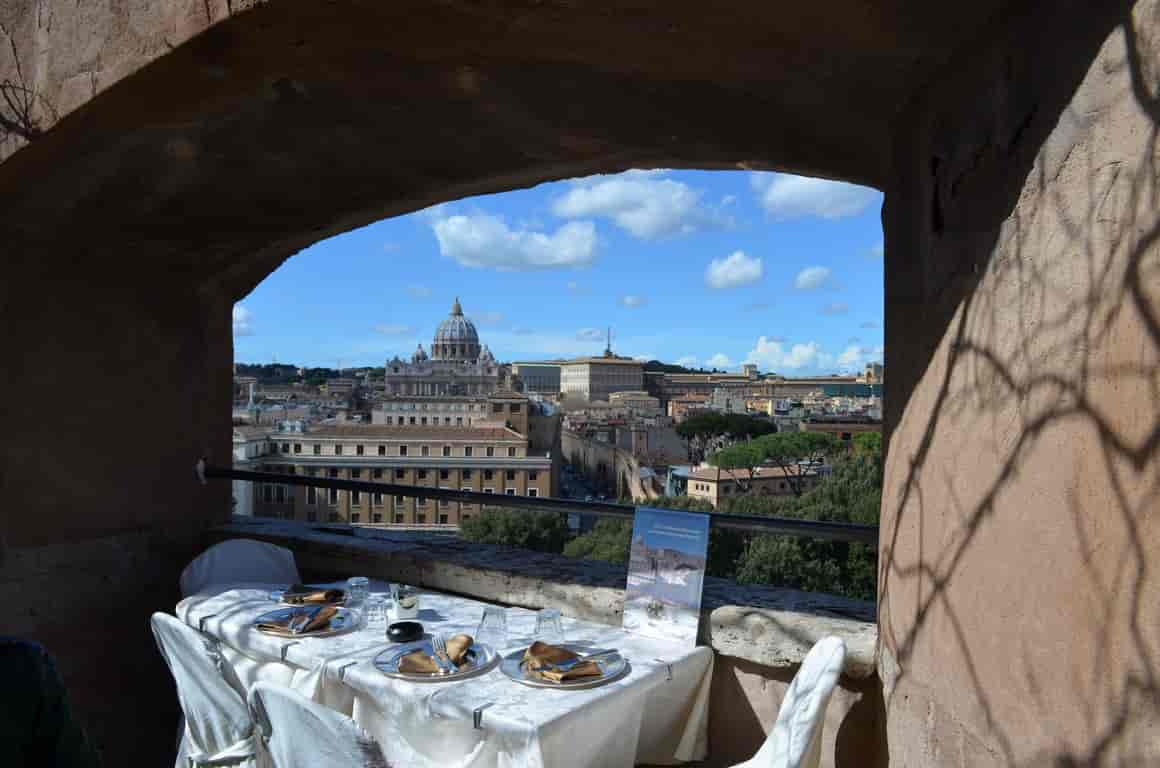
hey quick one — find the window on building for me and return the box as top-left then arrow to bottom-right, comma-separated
417,469 -> 428,480
438,513 -> 449,525
529,471 -> 538,481
483,470 -> 494,480
462,469 -> 473,480
328,488 -> 339,505
416,513 -> 426,524
334,445 -> 343,456
395,468 -> 405,479
350,512 -> 360,523
486,447 -> 494,457
356,445 -> 364,456
372,468 -> 383,479
464,446 -> 472,457
372,512 -> 383,523
275,485 -> 286,503
444,417 -> 451,425
281,443 -> 290,454
439,469 -> 449,480
385,416 -> 393,425
262,485 -> 273,503
378,445 -> 386,456
293,443 -> 302,454
442,445 -> 451,457
510,403 -> 521,413
394,513 -> 404,524
505,470 -> 515,481
456,417 -> 463,426
373,492 -> 383,506
493,403 -> 504,413
313,444 -> 321,456
528,488 -> 539,497
507,447 -> 516,457
419,445 -> 429,457
352,468 -> 362,479
307,486 -> 317,505
409,416 -> 416,425
505,488 -> 516,496
483,488 -> 494,494
351,490 -> 361,506
395,495 -> 405,506
399,445 -> 408,456
328,468 -> 339,478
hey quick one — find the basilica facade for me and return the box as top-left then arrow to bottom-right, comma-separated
383,298 -> 512,395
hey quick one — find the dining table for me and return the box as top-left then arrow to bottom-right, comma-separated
177,580 -> 714,768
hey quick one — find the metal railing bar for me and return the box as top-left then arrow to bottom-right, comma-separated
203,465 -> 878,545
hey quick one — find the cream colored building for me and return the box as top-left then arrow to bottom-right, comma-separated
607,390 -> 661,414
252,424 -> 554,527
372,391 -> 530,435
559,355 -> 644,402
686,464 -> 820,508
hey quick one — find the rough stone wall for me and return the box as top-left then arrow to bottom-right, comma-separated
880,0 -> 1160,764
562,429 -> 656,499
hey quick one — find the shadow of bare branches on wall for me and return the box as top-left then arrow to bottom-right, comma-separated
879,1 -> 1159,765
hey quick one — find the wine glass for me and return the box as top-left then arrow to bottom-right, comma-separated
347,576 -> 369,606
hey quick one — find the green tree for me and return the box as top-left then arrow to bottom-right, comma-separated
459,507 -> 569,553
563,518 -> 633,562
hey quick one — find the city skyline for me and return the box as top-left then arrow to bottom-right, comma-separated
234,169 -> 884,375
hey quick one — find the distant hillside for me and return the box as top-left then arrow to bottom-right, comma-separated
641,360 -> 720,374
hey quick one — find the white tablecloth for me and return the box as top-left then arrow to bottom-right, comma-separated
177,583 -> 713,768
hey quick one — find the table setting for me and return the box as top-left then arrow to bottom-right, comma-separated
177,576 -> 713,768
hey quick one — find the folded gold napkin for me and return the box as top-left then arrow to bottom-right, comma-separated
283,585 -> 345,605
397,634 -> 474,674
522,641 -> 603,682
256,605 -> 338,635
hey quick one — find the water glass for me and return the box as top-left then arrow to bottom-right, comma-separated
347,576 -> 369,606
475,606 -> 509,650
394,587 -> 420,620
534,608 -> 565,644
363,595 -> 388,631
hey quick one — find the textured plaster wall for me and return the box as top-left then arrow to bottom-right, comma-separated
880,0 -> 1160,764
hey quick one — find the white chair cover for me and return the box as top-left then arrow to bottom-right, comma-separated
248,682 -> 389,768
151,612 -> 259,768
181,539 -> 301,597
732,636 -> 847,768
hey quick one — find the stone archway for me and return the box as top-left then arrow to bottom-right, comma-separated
2,1 -> 1158,766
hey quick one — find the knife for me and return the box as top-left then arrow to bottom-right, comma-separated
548,648 -> 619,671
289,605 -> 322,634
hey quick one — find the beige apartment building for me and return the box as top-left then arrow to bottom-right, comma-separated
559,355 -> 644,402
251,424 -> 554,526
371,391 -> 530,435
686,464 -> 820,508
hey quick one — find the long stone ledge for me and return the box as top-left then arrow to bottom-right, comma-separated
210,517 -> 877,678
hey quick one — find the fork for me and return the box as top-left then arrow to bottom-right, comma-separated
431,633 -> 452,675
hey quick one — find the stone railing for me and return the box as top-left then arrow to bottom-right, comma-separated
208,516 -> 885,767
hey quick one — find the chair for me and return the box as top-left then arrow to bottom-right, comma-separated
180,539 -> 301,597
248,682 -> 389,768
731,636 -> 847,768
150,612 -> 258,768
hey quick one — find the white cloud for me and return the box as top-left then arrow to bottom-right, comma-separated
794,266 -> 833,290
706,353 -> 733,369
836,344 -> 885,372
431,212 -> 597,270
820,302 -> 849,316
407,284 -> 431,298
705,250 -> 764,289
552,170 -> 729,239
751,172 -> 878,220
576,328 -> 604,341
676,355 -> 699,368
232,305 -> 253,336
619,295 -> 646,308
373,323 -> 413,335
745,338 -> 829,371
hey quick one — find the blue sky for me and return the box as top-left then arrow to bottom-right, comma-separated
233,170 -> 884,375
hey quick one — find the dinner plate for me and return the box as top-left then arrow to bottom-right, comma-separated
252,606 -> 359,638
499,645 -> 630,690
374,639 -> 499,682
